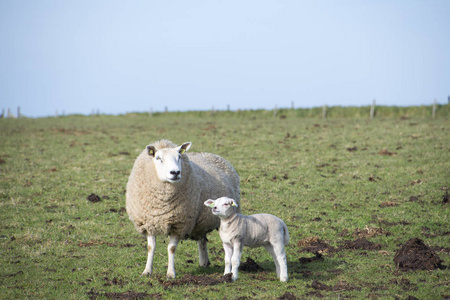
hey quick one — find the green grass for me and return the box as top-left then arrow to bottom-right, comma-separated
1,107 -> 449,299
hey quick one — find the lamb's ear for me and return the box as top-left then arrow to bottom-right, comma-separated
147,145 -> 156,157
231,200 -> 239,208
179,142 -> 192,154
204,199 -> 215,208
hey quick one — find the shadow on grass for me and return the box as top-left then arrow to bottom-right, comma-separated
289,253 -> 346,281
189,252 -> 345,283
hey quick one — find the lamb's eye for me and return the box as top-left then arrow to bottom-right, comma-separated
223,203 -> 229,207
156,157 -> 162,162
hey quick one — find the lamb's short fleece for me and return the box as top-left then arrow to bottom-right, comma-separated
205,197 -> 289,282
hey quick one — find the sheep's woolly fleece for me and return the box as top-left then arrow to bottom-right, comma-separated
126,139 -> 240,240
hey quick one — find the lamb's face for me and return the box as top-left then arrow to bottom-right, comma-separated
204,197 -> 238,218
147,142 -> 191,183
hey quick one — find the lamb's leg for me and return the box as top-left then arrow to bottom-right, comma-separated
231,241 -> 243,282
264,244 -> 280,278
167,235 -> 180,279
223,243 -> 233,275
141,235 -> 156,276
273,243 -> 288,282
198,237 -> 210,267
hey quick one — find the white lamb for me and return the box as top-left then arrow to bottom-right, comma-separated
126,140 -> 240,279
204,197 -> 289,282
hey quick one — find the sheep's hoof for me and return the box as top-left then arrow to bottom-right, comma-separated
167,272 -> 176,279
199,260 -> 210,268
140,271 -> 151,277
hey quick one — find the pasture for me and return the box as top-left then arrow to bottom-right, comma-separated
0,107 -> 449,299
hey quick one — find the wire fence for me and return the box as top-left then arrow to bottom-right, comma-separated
2,98 -> 449,119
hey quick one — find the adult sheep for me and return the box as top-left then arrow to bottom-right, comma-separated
126,139 -> 240,279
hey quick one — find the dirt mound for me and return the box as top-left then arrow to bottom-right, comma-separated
378,148 -> 397,156
278,292 -> 298,300
352,226 -> 390,238
310,280 -> 331,291
87,193 -> 101,203
299,252 -> 324,264
340,238 -> 382,250
297,236 -> 335,253
239,257 -> 264,272
309,280 -> 361,292
443,191 -> 449,204
158,274 -> 232,289
394,238 -> 445,271
87,289 -> 161,300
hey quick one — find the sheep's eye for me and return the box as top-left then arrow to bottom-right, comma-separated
156,157 -> 162,162
223,203 -> 229,206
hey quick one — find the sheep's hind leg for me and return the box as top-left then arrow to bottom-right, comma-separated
273,243 -> 288,282
167,235 -> 180,279
141,235 -> 156,276
264,244 -> 280,278
198,237 -> 210,267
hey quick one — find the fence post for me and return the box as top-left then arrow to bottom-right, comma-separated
273,105 -> 277,117
291,102 -> 295,109
165,106 -> 168,113
370,99 -> 376,120
322,105 -> 327,118
432,99 -> 437,118
149,107 -> 153,117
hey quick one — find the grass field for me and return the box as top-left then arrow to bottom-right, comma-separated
1,106 -> 449,299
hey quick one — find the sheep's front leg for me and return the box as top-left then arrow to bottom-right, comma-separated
223,243 -> 233,275
231,241 -> 243,282
198,237 -> 210,267
141,235 -> 156,276
167,235 -> 180,279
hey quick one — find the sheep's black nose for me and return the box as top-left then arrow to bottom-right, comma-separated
170,170 -> 181,176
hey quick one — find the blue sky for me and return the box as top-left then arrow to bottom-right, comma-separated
1,1 -> 449,117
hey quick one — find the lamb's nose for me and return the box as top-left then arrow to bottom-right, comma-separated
170,170 -> 181,176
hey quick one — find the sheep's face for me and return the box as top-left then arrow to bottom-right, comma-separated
147,142 -> 191,183
204,197 -> 238,218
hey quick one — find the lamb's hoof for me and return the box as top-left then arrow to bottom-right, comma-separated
167,272 -> 176,279
280,276 -> 288,282
141,270 -> 151,277
199,260 -> 210,268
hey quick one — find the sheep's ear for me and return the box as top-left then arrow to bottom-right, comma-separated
204,199 -> 215,208
179,142 -> 192,154
231,200 -> 238,208
147,145 -> 156,157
